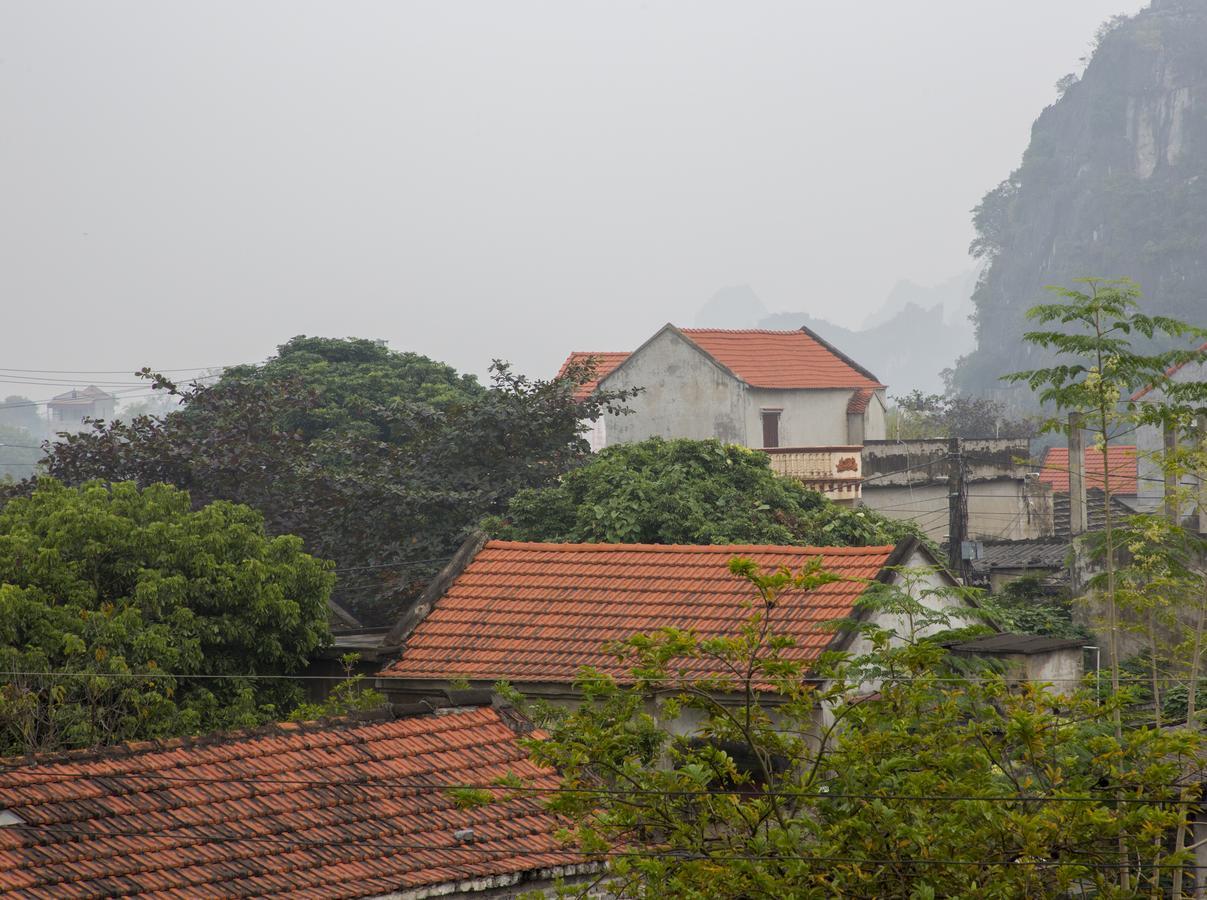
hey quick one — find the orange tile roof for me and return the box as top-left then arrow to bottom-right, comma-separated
847,388 -> 875,415
1038,446 -> 1138,494
679,328 -> 885,390
0,705 -> 579,899
556,351 -> 630,401
379,540 -> 898,685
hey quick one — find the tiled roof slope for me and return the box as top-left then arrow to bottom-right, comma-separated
380,541 -> 896,684
846,388 -> 875,415
556,351 -> 630,401
0,706 -> 578,900
680,328 -> 885,390
1038,446 -> 1138,494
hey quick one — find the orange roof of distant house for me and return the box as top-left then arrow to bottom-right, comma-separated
556,351 -> 630,401
0,705 -> 577,899
1038,446 -> 1138,495
679,328 -> 885,391
379,540 -> 900,685
1131,340 -> 1207,400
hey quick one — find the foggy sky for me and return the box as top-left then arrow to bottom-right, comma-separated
1,0 -> 1145,406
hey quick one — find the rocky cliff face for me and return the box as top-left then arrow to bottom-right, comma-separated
954,0 -> 1207,399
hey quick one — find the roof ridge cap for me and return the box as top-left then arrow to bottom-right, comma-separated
483,539 -> 897,554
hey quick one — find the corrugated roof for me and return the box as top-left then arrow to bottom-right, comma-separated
555,351 -> 630,401
679,328 -> 885,390
1038,446 -> 1138,494
0,705 -> 577,899
379,540 -> 898,684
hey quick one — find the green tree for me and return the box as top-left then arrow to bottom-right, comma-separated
0,479 -> 333,754
9,340 -> 633,623
888,390 -> 1037,440
1004,278 -> 1207,720
486,437 -> 920,547
0,423 -> 41,483
0,395 -> 43,435
523,560 -> 1200,897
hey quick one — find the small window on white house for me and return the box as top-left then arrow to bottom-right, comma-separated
761,409 -> 781,449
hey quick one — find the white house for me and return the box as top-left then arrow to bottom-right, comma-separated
558,325 -> 888,452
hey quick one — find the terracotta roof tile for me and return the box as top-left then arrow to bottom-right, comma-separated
379,541 -> 897,684
679,328 -> 885,390
1038,446 -> 1138,495
556,352 -> 630,401
0,707 -> 578,899
847,388 -> 875,415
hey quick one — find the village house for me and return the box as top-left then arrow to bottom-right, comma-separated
374,536 -> 1077,730
558,324 -> 888,454
859,437 -> 1055,545
0,693 -> 596,899
45,385 -> 116,435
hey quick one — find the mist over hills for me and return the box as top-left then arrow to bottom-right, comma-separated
953,0 -> 1207,399
693,274 -> 976,397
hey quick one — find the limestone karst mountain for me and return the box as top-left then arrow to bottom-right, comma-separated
953,0 -> 1207,399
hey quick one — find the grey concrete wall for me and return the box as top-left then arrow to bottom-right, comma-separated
600,328 -> 749,445
745,387 -> 852,447
1025,648 -> 1084,689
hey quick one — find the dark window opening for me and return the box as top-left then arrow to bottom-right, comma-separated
761,410 -> 781,449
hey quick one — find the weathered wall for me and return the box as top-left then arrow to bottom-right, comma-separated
600,329 -> 748,445
744,387 -> 851,447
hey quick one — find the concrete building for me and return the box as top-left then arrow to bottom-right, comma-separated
859,438 -> 1055,544
45,385 -> 116,435
945,634 -> 1086,692
558,325 -> 887,453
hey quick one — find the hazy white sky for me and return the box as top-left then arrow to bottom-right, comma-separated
1,0 -> 1145,404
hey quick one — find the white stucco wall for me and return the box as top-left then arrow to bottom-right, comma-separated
597,328 -> 882,451
600,328 -> 749,446
745,387 -> 851,447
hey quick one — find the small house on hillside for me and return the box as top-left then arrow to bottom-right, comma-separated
376,537 -> 989,733
0,695 -> 593,899
558,325 -> 887,453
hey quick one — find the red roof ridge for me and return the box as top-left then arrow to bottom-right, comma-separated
681,327 -> 821,335
483,539 -> 896,555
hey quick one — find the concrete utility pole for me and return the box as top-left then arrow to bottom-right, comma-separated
1068,412 -> 1087,536
1164,421 -> 1180,524
947,437 -> 968,582
1198,414 -> 1207,536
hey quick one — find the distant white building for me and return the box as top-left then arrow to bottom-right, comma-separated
558,325 -> 888,453
46,385 -> 116,435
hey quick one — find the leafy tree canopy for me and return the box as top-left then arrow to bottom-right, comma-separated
521,562 -> 1199,897
888,389 -> 1038,440
0,479 -> 334,754
0,395 -> 42,435
0,424 -> 41,484
12,340 -> 632,623
216,335 -> 485,442
487,437 -> 921,547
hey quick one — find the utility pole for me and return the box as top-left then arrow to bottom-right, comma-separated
947,437 -> 968,582
1164,421 -> 1180,524
1068,412 -> 1087,536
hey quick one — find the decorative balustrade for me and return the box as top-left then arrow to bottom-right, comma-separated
762,446 -> 862,503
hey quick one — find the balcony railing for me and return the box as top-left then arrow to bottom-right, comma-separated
762,446 -> 862,502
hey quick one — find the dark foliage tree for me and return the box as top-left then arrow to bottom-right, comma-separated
889,390 -> 1038,439
0,479 -> 333,754
7,339 -> 631,623
486,437 -> 921,548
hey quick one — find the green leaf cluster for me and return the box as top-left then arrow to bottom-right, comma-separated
487,437 -> 920,548
0,479 -> 334,754
525,561 -> 1199,897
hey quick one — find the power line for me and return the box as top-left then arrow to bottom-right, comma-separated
0,365 -> 229,375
